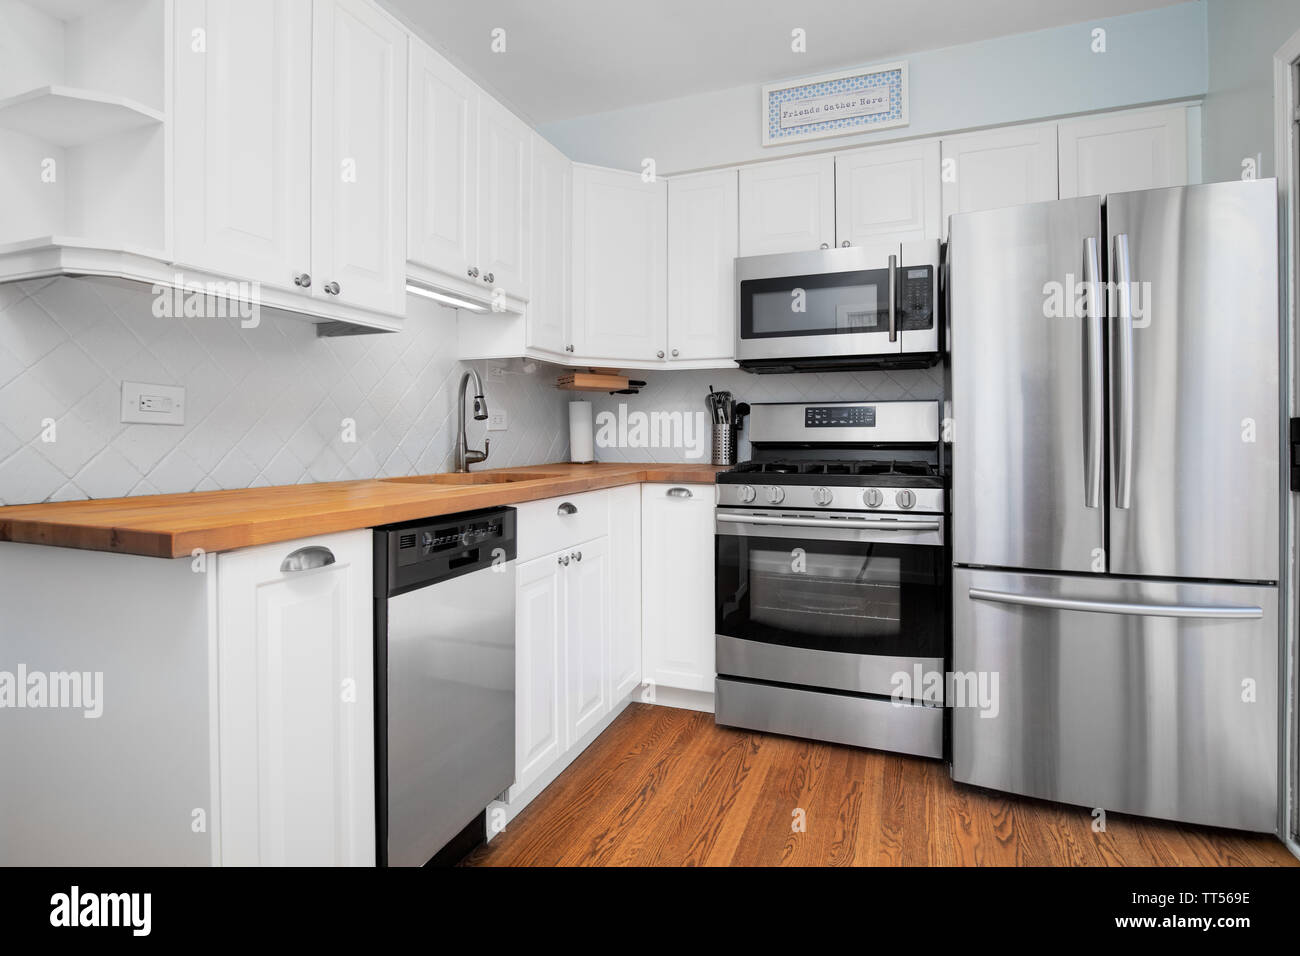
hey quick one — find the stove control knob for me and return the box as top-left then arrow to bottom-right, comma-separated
812,486 -> 833,507
737,485 -> 757,504
863,488 -> 884,509
896,489 -> 916,510
765,486 -> 785,505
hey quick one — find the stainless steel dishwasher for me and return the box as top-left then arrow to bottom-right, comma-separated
374,506 -> 516,866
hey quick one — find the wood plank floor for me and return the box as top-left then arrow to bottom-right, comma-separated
466,703 -> 1298,867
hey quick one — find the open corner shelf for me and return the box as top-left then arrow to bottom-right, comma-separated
0,85 -> 164,147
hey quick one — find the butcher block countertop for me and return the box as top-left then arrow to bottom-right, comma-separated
0,462 -> 724,559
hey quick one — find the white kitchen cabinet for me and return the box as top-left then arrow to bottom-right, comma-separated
1058,106 -> 1189,199
477,95 -> 532,298
738,155 -> 835,256
835,140 -> 941,246
311,0 -> 408,316
607,484 -> 643,701
642,483 -> 716,692
172,0 -> 312,291
667,169 -> 738,362
571,164 -> 667,362
526,132 -> 571,356
215,530 -> 375,867
513,553 -> 563,796
940,123 -> 1058,224
563,535 -> 611,746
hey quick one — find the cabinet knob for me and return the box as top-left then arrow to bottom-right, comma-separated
559,554 -> 570,566
484,272 -> 495,284
324,281 -> 341,295
280,545 -> 335,572
468,267 -> 479,278
841,240 -> 850,247
820,242 -> 830,250
671,348 -> 679,357
293,272 -> 311,288
572,550 -> 582,562
566,344 -> 574,352
656,350 -> 665,359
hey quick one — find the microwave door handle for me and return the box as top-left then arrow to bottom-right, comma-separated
1112,233 -> 1135,510
1082,236 -> 1104,510
887,253 -> 898,343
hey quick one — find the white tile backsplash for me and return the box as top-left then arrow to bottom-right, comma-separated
0,277 -> 571,505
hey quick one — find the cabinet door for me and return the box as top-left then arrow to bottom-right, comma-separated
311,0 -> 408,315
172,0 -> 312,291
940,124 -> 1058,223
215,531 -> 374,866
835,140 -> 941,246
572,166 -> 667,362
607,484 -> 642,701
667,169 -> 738,362
477,96 -> 532,299
527,133 -> 571,355
407,38 -> 477,281
641,484 -> 715,692
564,536 -> 610,746
737,155 -> 834,256
1058,106 -> 1188,199
513,554 -> 563,797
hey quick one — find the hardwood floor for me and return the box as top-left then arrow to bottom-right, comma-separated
466,703 -> 1298,867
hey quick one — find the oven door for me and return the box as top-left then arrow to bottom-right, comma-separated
714,509 -> 946,700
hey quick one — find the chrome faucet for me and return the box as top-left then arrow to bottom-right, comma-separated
455,369 -> 490,472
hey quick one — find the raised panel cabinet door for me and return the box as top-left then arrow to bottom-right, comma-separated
1058,106 -> 1189,199
737,155 -> 835,256
215,530 -> 374,867
172,0 -> 312,290
607,484 -> 643,701
571,165 -> 667,362
641,484 -> 716,692
526,133 -> 571,355
564,536 -> 611,747
311,0 -> 408,315
407,37 -> 477,280
940,124 -> 1058,225
477,95 -> 532,299
835,140 -> 941,246
667,169 -> 738,361
512,555 -> 563,797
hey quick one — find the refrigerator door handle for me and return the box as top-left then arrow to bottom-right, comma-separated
887,253 -> 898,343
1112,233 -> 1135,509
1082,236 -> 1104,509
968,587 -> 1263,619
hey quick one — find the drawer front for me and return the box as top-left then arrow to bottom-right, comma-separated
515,489 -> 610,562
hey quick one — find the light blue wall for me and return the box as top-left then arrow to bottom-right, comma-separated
540,2 -> 1209,174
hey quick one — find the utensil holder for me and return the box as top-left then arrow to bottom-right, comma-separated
712,424 -> 735,466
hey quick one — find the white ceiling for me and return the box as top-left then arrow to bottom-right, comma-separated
381,0 -> 1185,125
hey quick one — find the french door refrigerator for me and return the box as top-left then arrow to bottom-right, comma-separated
949,179 -> 1282,832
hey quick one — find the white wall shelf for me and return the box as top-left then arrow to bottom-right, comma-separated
0,85 -> 164,147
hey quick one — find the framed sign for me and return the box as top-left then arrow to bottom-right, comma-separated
761,61 -> 909,146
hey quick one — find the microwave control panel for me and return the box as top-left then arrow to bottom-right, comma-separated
897,265 -> 934,330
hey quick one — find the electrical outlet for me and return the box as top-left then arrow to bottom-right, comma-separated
488,410 -> 509,432
121,381 -> 185,425
487,361 -> 509,379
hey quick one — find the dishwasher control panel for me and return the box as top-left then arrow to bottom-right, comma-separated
380,506 -> 517,593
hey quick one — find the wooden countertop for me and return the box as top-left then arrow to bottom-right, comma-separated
0,463 -> 724,559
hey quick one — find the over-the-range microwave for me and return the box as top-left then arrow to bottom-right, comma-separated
735,240 -> 941,372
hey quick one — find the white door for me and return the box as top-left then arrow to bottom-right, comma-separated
641,484 -> 715,692
835,140 -> 941,246
940,123 -> 1058,224
407,38 -> 477,282
564,536 -> 610,746
607,484 -> 642,701
476,96 -> 531,299
172,0 -> 312,292
215,531 -> 374,866
311,0 -> 407,315
513,554 -> 563,797
571,165 -> 667,362
737,155 -> 835,256
1058,106 -> 1189,199
667,169 -> 738,362
527,133 -> 570,355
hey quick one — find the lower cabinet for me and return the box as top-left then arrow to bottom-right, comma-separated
514,551 -> 565,795
562,536 -> 611,744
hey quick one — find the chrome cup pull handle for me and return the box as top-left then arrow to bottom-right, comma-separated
557,502 -> 577,516
666,487 -> 693,498
280,546 -> 336,573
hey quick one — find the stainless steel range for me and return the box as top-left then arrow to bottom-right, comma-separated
713,400 -> 946,758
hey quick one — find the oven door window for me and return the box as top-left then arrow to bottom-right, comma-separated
740,269 -> 888,340
715,532 -> 944,659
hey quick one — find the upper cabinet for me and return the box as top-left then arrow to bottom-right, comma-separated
738,155 -> 834,256
476,95 -> 531,297
667,169 -> 738,362
528,133 -> 571,356
940,123 -> 1058,225
835,140 -> 941,246
1057,106 -> 1189,199
571,165 -> 667,362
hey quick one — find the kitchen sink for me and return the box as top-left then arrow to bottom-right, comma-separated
382,471 -> 556,486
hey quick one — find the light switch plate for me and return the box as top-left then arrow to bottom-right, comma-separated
121,381 -> 185,425
488,409 -> 508,432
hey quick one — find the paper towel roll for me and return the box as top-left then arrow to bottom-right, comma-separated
569,400 -> 594,463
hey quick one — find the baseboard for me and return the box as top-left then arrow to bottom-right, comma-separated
642,684 -> 715,714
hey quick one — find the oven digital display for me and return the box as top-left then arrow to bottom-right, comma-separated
804,406 -> 876,428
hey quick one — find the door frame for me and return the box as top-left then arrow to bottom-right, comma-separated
1274,26 -> 1300,860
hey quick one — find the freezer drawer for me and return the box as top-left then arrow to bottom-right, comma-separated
952,567 -> 1278,833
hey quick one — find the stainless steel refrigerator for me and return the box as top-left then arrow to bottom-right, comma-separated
949,179 -> 1282,833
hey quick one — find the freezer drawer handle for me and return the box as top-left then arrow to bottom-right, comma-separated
280,546 -> 336,573
968,587 -> 1263,620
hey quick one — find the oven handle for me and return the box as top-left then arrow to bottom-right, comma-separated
716,512 -> 940,533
